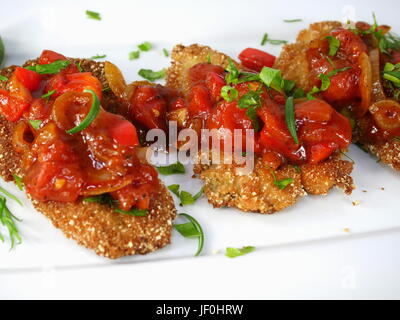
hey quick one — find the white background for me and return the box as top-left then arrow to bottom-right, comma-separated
0,0 -> 399,299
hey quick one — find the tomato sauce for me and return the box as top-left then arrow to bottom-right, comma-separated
167,61 -> 352,166
1,50 -> 159,210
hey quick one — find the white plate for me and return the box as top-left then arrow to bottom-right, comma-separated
1,0 -> 400,299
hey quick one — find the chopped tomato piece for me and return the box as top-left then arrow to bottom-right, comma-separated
188,85 -> 212,117
24,98 -> 51,120
130,85 -> 167,130
307,142 -> 338,164
205,71 -> 225,102
109,119 -> 139,147
188,63 -> 225,87
238,48 -> 276,72
0,89 -> 31,122
295,99 -> 333,122
39,50 -> 67,65
14,67 -> 41,91
391,50 -> 400,64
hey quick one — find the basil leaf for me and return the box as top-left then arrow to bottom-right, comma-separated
90,54 -> 106,60
285,96 -> 298,144
29,120 -> 42,130
67,89 -> 101,134
138,42 -> 152,51
157,162 -> 185,175
26,60 -> 70,74
326,36 -> 340,56
86,10 -> 101,20
174,213 -> 204,256
270,170 -> 293,190
225,59 -> 239,85
129,50 -> 140,60
12,175 -> 24,191
226,246 -> 255,258
138,68 -> 166,81
221,85 -> 238,102
283,19 -> 302,23
259,67 -> 284,92
114,208 -> 148,217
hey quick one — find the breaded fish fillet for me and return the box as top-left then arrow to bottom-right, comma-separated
0,61 -> 176,259
168,44 -> 354,214
275,21 -> 400,170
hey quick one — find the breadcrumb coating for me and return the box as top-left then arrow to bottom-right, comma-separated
168,44 -> 354,214
0,61 -> 176,259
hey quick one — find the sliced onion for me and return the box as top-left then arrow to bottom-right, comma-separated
369,48 -> 386,102
104,61 -> 128,102
167,107 -> 188,128
12,121 -> 33,154
357,52 -> 372,118
80,169 -> 133,196
369,100 -> 400,132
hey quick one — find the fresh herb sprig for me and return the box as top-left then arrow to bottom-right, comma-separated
174,213 -> 204,256
168,184 -> 203,206
0,186 -> 23,249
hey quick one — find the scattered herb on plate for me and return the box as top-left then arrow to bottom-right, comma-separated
174,213 -> 204,256
138,68 -> 166,81
156,162 -> 185,175
225,246 -> 255,258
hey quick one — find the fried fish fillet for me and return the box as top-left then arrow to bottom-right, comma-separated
275,21 -> 400,171
168,44 -> 354,214
0,61 -> 176,259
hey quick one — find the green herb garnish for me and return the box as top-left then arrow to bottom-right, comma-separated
0,195 -> 22,249
225,59 -> 239,85
67,89 -> 100,134
41,90 -> 55,100
174,213 -> 204,256
129,51 -> 140,60
76,62 -> 83,72
221,85 -> 238,102
26,60 -> 70,75
259,67 -> 284,92
260,33 -> 288,46
86,10 -> 101,20
0,186 -> 23,206
238,90 -> 262,131
83,193 -> 117,206
90,54 -> 106,60
270,170 -> 293,190
157,162 -> 185,175
382,62 -> 400,87
163,48 -> 169,57
283,19 -> 302,23
0,75 -> 8,81
168,184 -> 203,206
29,120 -> 42,130
226,246 -> 255,258
12,175 -> 24,191
138,41 -> 152,51
307,67 -> 352,99
285,96 -> 298,144
138,68 -> 166,81
326,36 -> 340,56
114,208 -> 148,217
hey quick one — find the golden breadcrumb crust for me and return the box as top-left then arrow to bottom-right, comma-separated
168,44 -> 354,214
0,61 -> 176,259
275,21 -> 400,171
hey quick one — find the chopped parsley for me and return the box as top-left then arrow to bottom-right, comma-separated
270,170 -> 293,190
225,59 -> 239,85
90,54 -> 106,60
283,19 -> 302,23
307,67 -> 352,99
168,184 -> 203,206
174,213 -> 204,256
12,175 -> 24,191
138,41 -> 152,52
129,50 -> 140,60
259,67 -> 285,92
260,33 -> 288,46
285,96 -> 298,144
156,162 -> 185,175
86,10 -> 101,21
221,85 -> 238,102
41,90 -> 55,100
237,89 -> 262,131
29,120 -> 42,130
26,60 -> 70,75
225,246 -> 255,258
138,68 -> 166,82
326,36 -> 340,56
